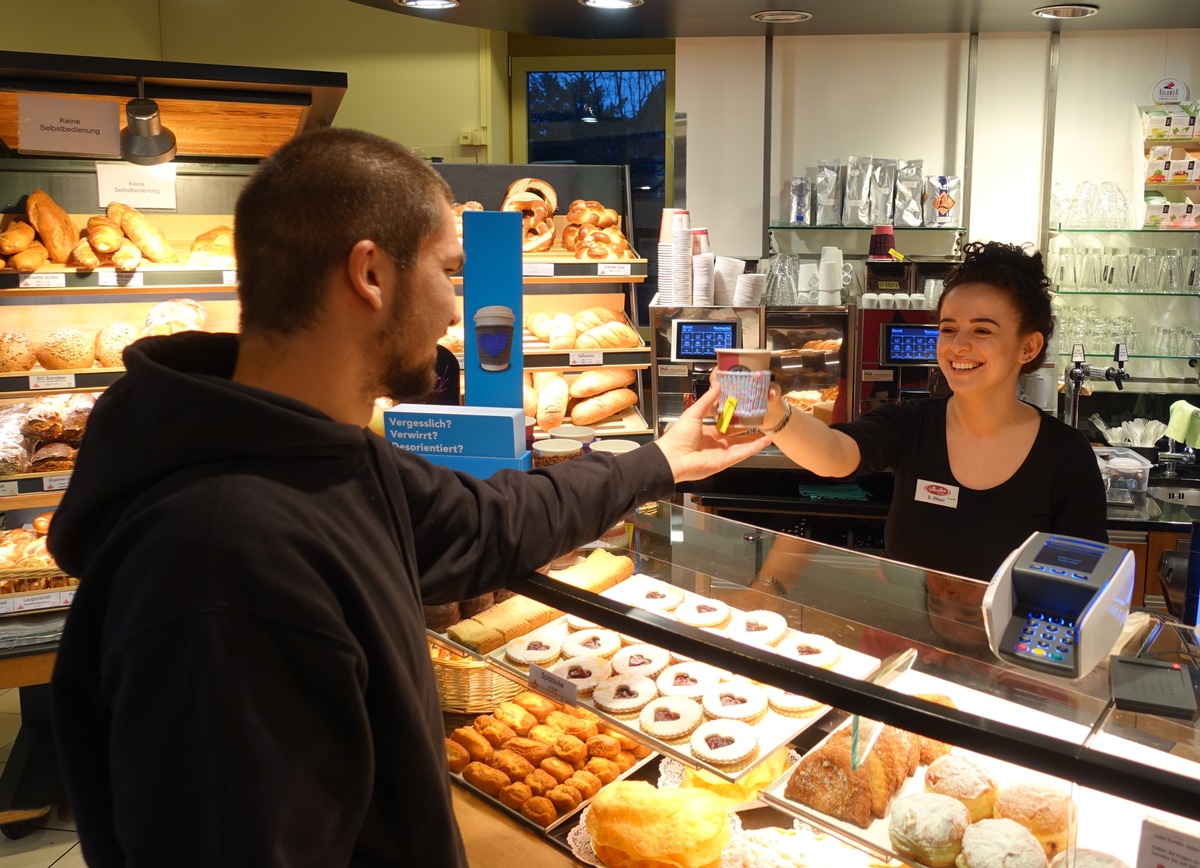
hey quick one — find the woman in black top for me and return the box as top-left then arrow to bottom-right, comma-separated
755,241 -> 1107,580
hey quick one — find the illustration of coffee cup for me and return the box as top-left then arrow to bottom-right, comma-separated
473,305 -> 516,371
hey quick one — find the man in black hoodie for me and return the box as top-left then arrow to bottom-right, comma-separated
47,127 -> 768,867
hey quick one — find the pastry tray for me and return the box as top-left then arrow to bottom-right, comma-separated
760,669 -> 1158,868
484,573 -> 880,784
448,744 -> 659,836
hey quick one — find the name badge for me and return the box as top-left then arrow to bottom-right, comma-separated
915,478 -> 960,509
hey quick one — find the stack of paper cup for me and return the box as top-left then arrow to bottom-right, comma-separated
713,256 -> 747,306
692,253 -> 715,305
691,228 -> 711,255
734,273 -> 767,306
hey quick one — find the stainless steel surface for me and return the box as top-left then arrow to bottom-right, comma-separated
1147,486 -> 1200,507
359,0 -> 1200,39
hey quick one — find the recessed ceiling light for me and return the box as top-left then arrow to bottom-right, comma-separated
751,10 -> 814,23
1032,4 -> 1099,19
579,0 -> 644,8
393,0 -> 459,9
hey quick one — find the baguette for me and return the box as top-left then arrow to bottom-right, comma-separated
26,190 -> 78,263
119,207 -> 178,262
0,221 -> 35,255
575,321 -> 640,350
86,215 -> 125,253
536,374 -> 569,431
526,311 -> 553,342
572,306 -> 623,333
111,238 -> 143,272
547,313 -> 577,350
69,237 -> 102,270
523,384 -> 538,420
570,387 -> 638,426
9,241 -> 48,273
569,368 -> 636,398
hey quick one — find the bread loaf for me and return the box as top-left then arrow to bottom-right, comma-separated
0,332 -> 36,373
111,238 -> 143,272
9,241 -> 48,272
106,202 -> 134,225
536,374 -> 569,431
119,207 -> 177,262
69,237 -> 102,269
569,368 -> 636,398
525,312 -> 553,342
95,321 -> 138,367
523,384 -> 538,420
86,215 -> 124,253
187,225 -> 236,269
0,221 -> 35,255
548,549 -> 635,593
26,190 -> 78,263
572,306 -> 623,333
575,321 -> 640,350
547,313 -> 577,350
570,387 -> 638,426
37,328 -> 95,370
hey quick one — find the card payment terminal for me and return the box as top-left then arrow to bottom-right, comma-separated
982,532 -> 1134,678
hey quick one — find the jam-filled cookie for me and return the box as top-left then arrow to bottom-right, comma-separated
656,662 -> 723,700
592,674 -> 658,718
638,695 -> 704,742
780,631 -> 841,669
504,633 -> 561,668
550,655 -> 612,697
700,682 -> 768,724
561,628 -> 622,660
673,598 -> 731,629
610,643 -> 670,679
727,610 -> 788,647
689,719 -> 759,767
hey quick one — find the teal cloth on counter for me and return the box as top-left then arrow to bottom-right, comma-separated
797,483 -> 871,502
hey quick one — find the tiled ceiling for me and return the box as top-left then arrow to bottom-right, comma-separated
351,0 -> 1200,39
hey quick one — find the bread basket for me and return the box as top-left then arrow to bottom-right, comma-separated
428,640 -> 521,714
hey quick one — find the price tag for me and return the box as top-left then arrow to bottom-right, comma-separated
569,351 -> 603,366
597,262 -> 632,277
42,475 -> 71,492
863,369 -> 894,382
19,273 -> 66,288
523,262 -> 554,277
1138,814 -> 1200,867
14,592 -> 58,612
99,270 -> 144,287
657,364 -> 688,378
0,597 -> 12,615
222,270 -> 238,285
528,663 -> 578,707
0,481 -> 17,497
30,373 -> 76,390
59,589 -> 76,606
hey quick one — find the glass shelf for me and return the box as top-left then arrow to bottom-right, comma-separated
1057,352 -> 1199,360
1055,288 -> 1200,297
769,223 -> 964,231
1049,226 -> 1200,234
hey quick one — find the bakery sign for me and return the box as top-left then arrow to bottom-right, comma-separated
18,94 -> 121,158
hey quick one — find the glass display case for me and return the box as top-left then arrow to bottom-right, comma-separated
488,502 -> 1200,863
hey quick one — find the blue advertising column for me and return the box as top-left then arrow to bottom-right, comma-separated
462,209 -> 523,410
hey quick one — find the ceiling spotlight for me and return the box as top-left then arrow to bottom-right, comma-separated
393,0 -> 459,8
751,10 -> 814,23
1032,4 -> 1099,19
579,0 -> 644,8
120,79 -> 176,166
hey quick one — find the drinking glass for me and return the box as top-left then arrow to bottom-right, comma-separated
1129,249 -> 1156,292
1158,252 -> 1183,293
765,254 -> 800,306
1184,251 -> 1200,294
1076,250 -> 1103,290
1049,249 -> 1077,287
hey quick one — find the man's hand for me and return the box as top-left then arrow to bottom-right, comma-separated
655,383 -> 770,483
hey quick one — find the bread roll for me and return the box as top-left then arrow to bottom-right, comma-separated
575,321 -> 640,350
36,328 -> 94,370
0,221 -> 35,255
95,322 -> 138,367
187,225 -> 236,269
119,207 -> 177,262
523,384 -> 538,420
26,189 -> 78,263
69,237 -> 102,269
86,215 -> 124,253
0,332 -> 36,373
106,202 -> 133,225
9,241 -> 48,272
525,311 -> 553,342
569,368 -> 636,398
570,387 -> 638,426
547,313 -> 576,350
536,374 -> 569,431
111,238 -> 142,272
572,305 -> 623,333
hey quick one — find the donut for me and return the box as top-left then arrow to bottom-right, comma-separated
674,597 -> 732,629
638,696 -> 704,742
764,686 -> 824,717
561,628 -> 622,660
957,818 -> 1047,868
550,656 -> 612,698
656,662 -> 723,700
780,631 -> 841,668
993,781 -> 1073,858
610,644 -> 670,679
700,683 -> 768,724
689,719 -> 759,767
592,674 -> 658,718
727,610 -> 788,647
888,792 -> 970,868
504,633 -> 561,668
924,753 -> 998,822
1049,849 -> 1129,868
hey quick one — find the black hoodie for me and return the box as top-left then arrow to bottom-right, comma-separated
48,332 -> 674,867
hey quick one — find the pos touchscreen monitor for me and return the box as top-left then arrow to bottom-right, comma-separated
879,322 -> 940,366
670,319 -> 741,362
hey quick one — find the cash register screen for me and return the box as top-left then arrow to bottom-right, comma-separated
1032,539 -> 1104,574
671,319 -> 741,362
879,323 -> 940,366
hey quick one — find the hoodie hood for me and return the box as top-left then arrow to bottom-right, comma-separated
48,332 -> 366,577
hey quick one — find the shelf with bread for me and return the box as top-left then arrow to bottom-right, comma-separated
0,513 -> 75,615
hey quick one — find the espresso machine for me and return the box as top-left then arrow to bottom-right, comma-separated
854,307 -> 938,416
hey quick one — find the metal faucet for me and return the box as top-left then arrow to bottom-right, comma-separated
1065,343 -> 1131,428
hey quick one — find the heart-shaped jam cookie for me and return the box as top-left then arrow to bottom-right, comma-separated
794,644 -> 820,655
526,641 -> 549,651
696,604 -> 718,614
654,708 -> 682,722
627,654 -> 651,667
645,590 -> 666,600
568,666 -> 592,679
673,673 -> 698,687
615,684 -> 639,699
719,693 -> 746,707
582,637 -> 601,649
705,734 -> 735,750
745,620 -> 767,632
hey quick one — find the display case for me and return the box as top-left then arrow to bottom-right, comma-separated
436,502 -> 1200,863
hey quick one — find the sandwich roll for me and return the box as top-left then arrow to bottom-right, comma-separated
570,387 -> 638,426
575,321 -> 640,350
536,374 -> 569,431
9,241 -> 48,273
26,189 -> 78,263
569,367 -> 636,398
572,305 -> 623,333
547,313 -> 577,350
0,221 -> 35,255
525,311 -> 553,343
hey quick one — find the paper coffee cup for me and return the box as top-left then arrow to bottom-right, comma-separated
473,305 -> 516,371
711,369 -> 771,428
548,424 -> 596,451
590,439 -> 640,455
715,347 -> 772,372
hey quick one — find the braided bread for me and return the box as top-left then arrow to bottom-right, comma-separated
502,179 -> 559,253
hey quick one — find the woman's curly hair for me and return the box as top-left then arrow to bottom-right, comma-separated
938,241 -> 1054,375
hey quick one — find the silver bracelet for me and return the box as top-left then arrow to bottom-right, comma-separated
761,399 -> 793,436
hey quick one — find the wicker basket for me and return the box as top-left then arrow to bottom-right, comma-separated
429,641 -> 522,714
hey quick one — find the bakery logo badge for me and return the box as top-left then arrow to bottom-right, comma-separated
915,479 -> 960,508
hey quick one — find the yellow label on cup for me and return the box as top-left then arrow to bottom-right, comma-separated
717,396 -> 738,433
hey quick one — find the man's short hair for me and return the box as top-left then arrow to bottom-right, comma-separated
234,128 -> 453,335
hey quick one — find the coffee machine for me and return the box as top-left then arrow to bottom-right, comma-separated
854,307 -> 939,416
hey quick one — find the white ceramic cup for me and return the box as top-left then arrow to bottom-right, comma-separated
909,293 -> 927,309
817,290 -> 841,306
860,292 -> 880,309
877,292 -> 895,309
894,293 -> 911,309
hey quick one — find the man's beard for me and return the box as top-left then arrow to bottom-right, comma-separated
373,305 -> 436,402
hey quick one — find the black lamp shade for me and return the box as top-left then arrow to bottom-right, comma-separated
120,97 -> 176,165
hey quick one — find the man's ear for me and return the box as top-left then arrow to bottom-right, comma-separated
347,239 -> 386,312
